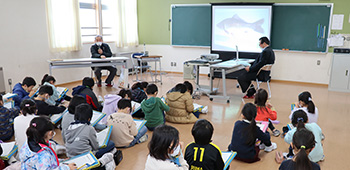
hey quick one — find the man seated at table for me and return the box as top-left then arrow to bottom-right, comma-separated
91,35 -> 117,87
238,37 -> 275,98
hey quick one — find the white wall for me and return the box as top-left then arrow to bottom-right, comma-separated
0,0 -> 138,92
145,45 -> 332,85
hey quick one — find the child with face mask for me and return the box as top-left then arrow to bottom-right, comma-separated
145,124 -> 188,170
33,85 -> 66,116
107,99 -> 148,147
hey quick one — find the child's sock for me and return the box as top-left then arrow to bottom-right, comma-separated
99,153 -> 114,167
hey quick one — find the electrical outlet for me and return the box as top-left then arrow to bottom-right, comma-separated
8,79 -> 12,86
170,62 -> 173,66
317,60 -> 321,65
174,62 -> 177,67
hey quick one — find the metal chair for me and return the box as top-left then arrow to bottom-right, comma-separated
131,53 -> 153,82
255,64 -> 273,98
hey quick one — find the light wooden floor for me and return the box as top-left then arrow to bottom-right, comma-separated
54,73 -> 349,170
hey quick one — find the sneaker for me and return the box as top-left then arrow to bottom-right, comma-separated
97,83 -> 102,87
138,134 -> 148,143
282,152 -> 294,160
259,143 -> 266,150
106,84 -> 113,87
273,129 -> 281,137
99,153 -> 114,167
264,142 -> 277,152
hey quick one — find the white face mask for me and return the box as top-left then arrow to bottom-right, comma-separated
169,144 -> 181,157
96,42 -> 102,46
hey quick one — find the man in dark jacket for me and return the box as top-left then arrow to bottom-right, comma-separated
238,37 -> 275,98
91,35 -> 117,87
72,77 -> 102,111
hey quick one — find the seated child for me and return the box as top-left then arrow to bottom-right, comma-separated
102,89 -> 132,123
166,83 -> 197,123
131,82 -> 148,103
284,110 -> 324,162
72,77 -> 102,111
185,119 -> 224,169
64,103 -> 116,169
107,99 -> 148,147
141,84 -> 169,131
41,74 -> 71,105
145,124 -> 188,170
14,99 -> 38,150
12,77 -> 36,107
290,91 -> 318,123
61,95 -> 87,133
0,94 -> 20,141
254,88 -> 280,136
228,103 -> 277,163
279,129 -> 320,170
34,85 -> 66,116
19,117 -> 77,170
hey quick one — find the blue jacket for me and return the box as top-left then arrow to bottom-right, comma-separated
12,83 -> 30,107
228,120 -> 271,159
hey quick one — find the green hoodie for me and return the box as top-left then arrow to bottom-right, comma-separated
141,97 -> 170,128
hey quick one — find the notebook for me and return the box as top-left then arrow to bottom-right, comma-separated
0,142 -> 18,160
256,121 -> 269,132
61,151 -> 100,170
2,93 -> 17,101
96,125 -> 113,148
91,111 -> 106,127
131,101 -> 141,115
222,151 -> 237,170
50,109 -> 68,124
134,119 -> 147,132
160,97 -> 167,105
3,101 -> 14,109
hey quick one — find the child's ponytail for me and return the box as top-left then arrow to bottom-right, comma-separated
298,91 -> 315,114
41,74 -> 56,85
20,99 -> 37,116
293,129 -> 316,170
26,117 -> 55,146
242,103 -> 257,146
291,110 -> 308,130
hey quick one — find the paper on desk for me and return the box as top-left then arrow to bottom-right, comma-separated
332,14 -> 344,30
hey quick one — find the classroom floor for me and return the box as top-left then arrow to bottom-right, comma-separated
54,73 -> 349,170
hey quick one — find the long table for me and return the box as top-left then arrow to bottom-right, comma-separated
47,57 -> 129,75
209,59 -> 255,103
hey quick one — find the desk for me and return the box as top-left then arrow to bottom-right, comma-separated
209,59 -> 254,103
134,55 -> 162,84
185,59 -> 221,96
48,57 -> 129,75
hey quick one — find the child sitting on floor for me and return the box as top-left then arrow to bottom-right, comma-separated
72,77 -> 102,111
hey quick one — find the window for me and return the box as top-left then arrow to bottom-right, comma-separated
79,0 -> 118,43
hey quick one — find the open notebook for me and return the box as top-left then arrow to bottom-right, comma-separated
222,151 -> 237,170
0,142 -> 18,160
96,125 -> 113,148
131,101 -> 141,115
256,121 -> 269,132
50,109 -> 68,124
91,111 -> 106,127
134,119 -> 147,132
3,101 -> 14,109
62,151 -> 100,170
2,93 -> 17,101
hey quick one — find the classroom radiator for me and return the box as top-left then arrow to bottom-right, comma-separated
0,67 -> 5,94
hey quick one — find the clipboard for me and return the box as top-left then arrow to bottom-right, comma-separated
50,109 -> 68,124
222,151 -> 237,170
134,119 -> 147,133
0,142 -> 18,160
61,151 -> 100,170
96,125 -> 113,148
91,111 -> 106,127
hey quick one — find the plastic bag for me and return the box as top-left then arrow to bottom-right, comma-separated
118,66 -> 129,88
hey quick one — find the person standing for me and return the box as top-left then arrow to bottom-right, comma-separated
238,37 -> 275,98
91,35 -> 117,87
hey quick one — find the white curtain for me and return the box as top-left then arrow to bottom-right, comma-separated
115,0 -> 139,47
46,0 -> 82,52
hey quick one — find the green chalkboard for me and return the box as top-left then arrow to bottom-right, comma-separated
171,5 -> 211,46
171,4 -> 332,52
271,5 -> 331,52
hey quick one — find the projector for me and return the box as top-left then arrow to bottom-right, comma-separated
200,54 -> 219,61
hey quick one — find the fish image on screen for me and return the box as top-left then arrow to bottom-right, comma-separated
212,5 -> 272,53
